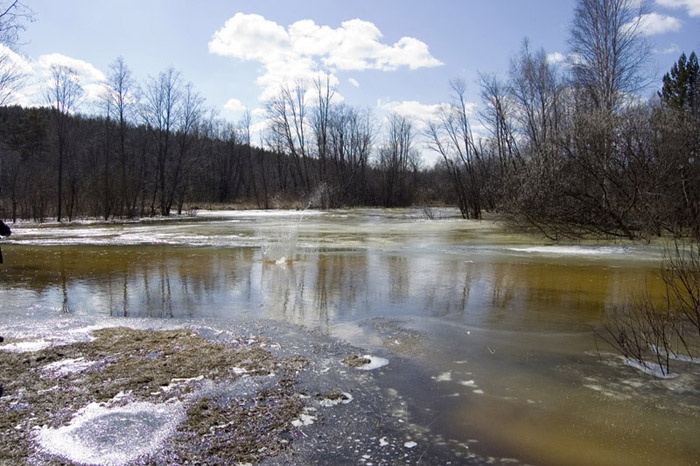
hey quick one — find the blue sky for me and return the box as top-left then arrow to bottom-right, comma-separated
5,0 -> 700,161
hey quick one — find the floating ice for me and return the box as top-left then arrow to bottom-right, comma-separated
318,392 -> 353,407
36,400 -> 186,466
357,355 -> 389,371
433,371 -> 452,382
508,245 -> 628,256
291,408 -> 318,427
404,441 -> 417,448
624,358 -> 678,379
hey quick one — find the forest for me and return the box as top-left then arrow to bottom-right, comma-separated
0,0 -> 698,242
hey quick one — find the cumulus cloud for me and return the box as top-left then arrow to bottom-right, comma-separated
35,53 -> 107,103
546,51 -> 567,65
224,97 -> 246,113
209,13 -> 442,101
378,99 -> 445,135
0,44 -> 33,105
635,12 -> 683,35
656,0 -> 700,17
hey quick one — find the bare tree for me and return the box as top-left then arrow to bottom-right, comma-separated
45,65 -> 83,221
327,104 -> 374,205
312,73 -> 335,186
265,81 -> 312,195
378,113 -> 417,207
569,0 -> 650,112
140,67 -> 183,215
0,1 -> 31,104
102,57 -> 138,218
0,0 -> 31,47
509,39 -> 564,153
173,82 -> 204,214
426,79 -> 485,218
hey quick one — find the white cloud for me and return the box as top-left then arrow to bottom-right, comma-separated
635,12 -> 683,35
37,53 -> 106,83
656,0 -> 700,17
0,45 -> 33,105
0,44 -> 33,75
348,77 -> 360,87
224,97 -> 246,113
209,13 -> 442,103
5,53 -> 108,107
379,99 -> 442,124
35,53 -> 107,103
546,51 -> 567,65
656,43 -> 682,54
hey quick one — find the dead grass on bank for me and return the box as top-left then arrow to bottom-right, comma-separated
0,327 -> 310,465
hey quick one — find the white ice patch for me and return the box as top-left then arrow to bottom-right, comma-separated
509,245 -> 627,256
0,340 -> 52,353
433,371 -> 452,382
624,358 -> 678,379
36,400 -> 185,466
356,355 -> 389,371
404,441 -> 417,448
318,392 -> 353,407
459,379 -> 478,388
291,409 -> 318,427
41,357 -> 95,376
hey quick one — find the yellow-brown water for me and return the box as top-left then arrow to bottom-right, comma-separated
1,208 -> 697,465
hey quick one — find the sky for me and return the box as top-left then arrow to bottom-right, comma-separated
4,0 -> 700,164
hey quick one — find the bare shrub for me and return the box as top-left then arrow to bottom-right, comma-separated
597,239 -> 700,377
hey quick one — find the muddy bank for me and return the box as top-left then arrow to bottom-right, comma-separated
0,319 -> 508,466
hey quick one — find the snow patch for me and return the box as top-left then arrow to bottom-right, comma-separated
1,340 -> 52,353
36,400 -> 185,466
41,357 -> 96,376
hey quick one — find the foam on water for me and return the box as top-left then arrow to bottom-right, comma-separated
36,400 -> 186,466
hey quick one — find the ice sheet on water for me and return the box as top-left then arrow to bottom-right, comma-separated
624,358 -> 678,379
195,209 -> 325,218
508,245 -> 629,256
36,400 -> 185,466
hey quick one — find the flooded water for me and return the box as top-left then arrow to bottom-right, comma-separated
1,208 -> 698,465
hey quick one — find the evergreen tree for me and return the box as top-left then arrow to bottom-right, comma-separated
660,52 -> 699,115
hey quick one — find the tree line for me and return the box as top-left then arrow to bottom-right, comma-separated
0,0 -> 699,243
428,0 -> 700,240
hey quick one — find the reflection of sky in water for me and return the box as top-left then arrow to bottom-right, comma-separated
2,209 -> 697,466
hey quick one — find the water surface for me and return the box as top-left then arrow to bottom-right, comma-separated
1,208 -> 697,465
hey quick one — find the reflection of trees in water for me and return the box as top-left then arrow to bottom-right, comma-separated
261,261 -> 302,322
4,244 -> 664,329
384,255 -> 409,303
